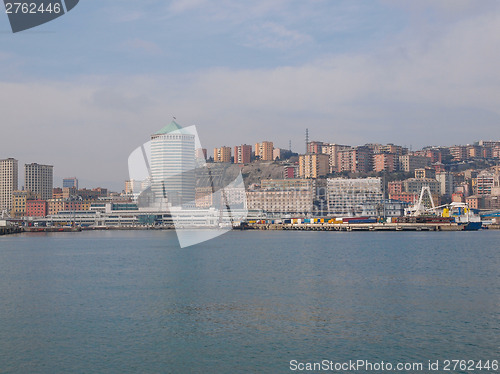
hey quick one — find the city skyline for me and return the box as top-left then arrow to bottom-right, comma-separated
2,135 -> 500,191
2,1 -> 500,189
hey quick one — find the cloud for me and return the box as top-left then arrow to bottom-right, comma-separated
245,22 -> 313,50
168,0 -> 207,14
122,38 -> 162,55
2,1 -> 500,188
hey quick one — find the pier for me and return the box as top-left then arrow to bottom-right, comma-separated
247,222 -> 466,231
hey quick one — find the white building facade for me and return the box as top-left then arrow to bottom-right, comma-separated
150,121 -> 196,206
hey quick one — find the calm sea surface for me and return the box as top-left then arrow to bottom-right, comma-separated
0,230 -> 499,373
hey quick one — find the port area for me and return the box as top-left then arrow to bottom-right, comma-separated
0,225 -> 23,235
246,222 -> 466,231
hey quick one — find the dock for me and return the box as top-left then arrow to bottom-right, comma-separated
247,222 -> 465,231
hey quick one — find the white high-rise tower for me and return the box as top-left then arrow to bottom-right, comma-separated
150,120 -> 195,206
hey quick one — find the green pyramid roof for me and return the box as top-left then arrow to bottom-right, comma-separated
154,120 -> 183,135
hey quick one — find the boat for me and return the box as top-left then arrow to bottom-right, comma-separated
444,202 -> 483,231
404,186 -> 482,231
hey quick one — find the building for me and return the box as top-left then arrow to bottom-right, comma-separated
52,188 -> 63,199
214,146 -> 232,163
415,167 -> 435,179
476,171 -> 497,195
321,144 -> 351,173
25,163 -> 53,200
466,195 -> 481,210
0,158 -> 18,214
337,146 -> 372,173
63,177 -> 78,189
195,186 -> 214,208
307,141 -> 326,154
47,198 -> 65,216
389,192 -> 419,204
284,165 -> 299,179
375,144 -> 406,156
298,153 -> 329,179
414,148 -> 443,163
234,145 -> 252,164
272,148 -> 282,161
195,148 -> 207,161
77,188 -> 108,200
399,155 -> 431,172
255,141 -> 274,161
388,181 -> 404,195
125,180 -> 142,195
436,172 -> 454,197
326,178 -> 383,216
26,199 -> 48,217
373,153 -> 398,172
403,178 -> 440,197
467,145 -> 483,159
150,120 -> 196,206
260,179 -> 313,190
449,145 -> 468,161
11,190 -> 28,218
246,186 -> 314,215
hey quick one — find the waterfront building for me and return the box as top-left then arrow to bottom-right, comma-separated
11,190 -> 28,218
0,158 -> 18,214
63,177 -> 78,189
399,155 -> 431,172
298,153 -> 329,179
234,145 -> 252,164
47,198 -> 65,216
326,178 -> 383,216
246,188 -> 314,215
150,120 -> 196,206
260,179 -> 313,190
360,199 -> 408,217
254,141 -> 274,161
214,146 -> 232,163
26,199 -> 48,217
195,186 -> 214,208
25,163 -> 53,200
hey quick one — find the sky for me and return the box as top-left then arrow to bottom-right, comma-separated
1,0 -> 500,190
